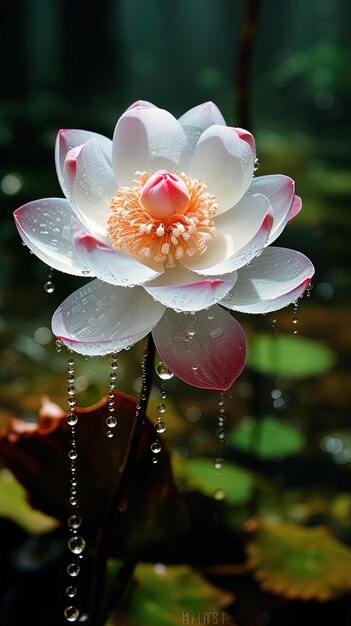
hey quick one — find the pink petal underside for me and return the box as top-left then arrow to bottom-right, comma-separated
152,306 -> 246,390
288,195 -> 302,222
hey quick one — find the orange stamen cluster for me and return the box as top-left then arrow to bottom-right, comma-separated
107,171 -> 218,267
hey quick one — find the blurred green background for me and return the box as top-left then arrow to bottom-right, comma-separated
0,1 -> 350,625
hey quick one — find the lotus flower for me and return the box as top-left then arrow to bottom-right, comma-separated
14,100 -> 314,390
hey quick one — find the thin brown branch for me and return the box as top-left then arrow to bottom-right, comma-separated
235,0 -> 261,129
87,334 -> 156,626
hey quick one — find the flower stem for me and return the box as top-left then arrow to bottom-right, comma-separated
236,0 -> 261,129
87,334 -> 156,626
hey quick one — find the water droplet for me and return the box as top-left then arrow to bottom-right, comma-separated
56,339 -> 63,352
64,606 -> 79,622
155,421 -> 166,434
67,385 -> 75,396
213,489 -> 226,501
106,416 -> 117,428
215,427 -> 227,441
44,281 -> 55,293
67,413 -> 78,426
155,362 -> 174,380
151,442 -> 161,454
213,457 -> 225,470
157,403 -> 166,414
66,586 -> 77,598
292,316 -> 298,324
106,430 -> 114,438
68,515 -> 82,529
68,536 -> 86,555
191,365 -> 199,371
67,563 -> 80,577
207,314 -> 214,320
68,374 -> 75,384
160,390 -> 167,399
68,358 -> 74,366
69,497 -> 78,506
68,397 -> 77,407
68,449 -> 78,460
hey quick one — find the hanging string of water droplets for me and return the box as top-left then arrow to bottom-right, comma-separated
213,391 -> 228,473
43,267 -> 55,293
64,356 -> 85,623
106,353 -> 118,437
152,361 -> 174,462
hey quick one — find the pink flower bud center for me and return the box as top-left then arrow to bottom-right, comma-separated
140,169 -> 190,219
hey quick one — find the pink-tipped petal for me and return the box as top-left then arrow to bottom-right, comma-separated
181,193 -> 273,275
55,128 -> 112,194
178,101 -> 226,156
72,220 -> 163,286
249,175 -> 295,245
112,107 -> 189,186
140,169 -> 190,219
221,247 -> 315,314
152,306 -> 246,390
13,198 -> 87,276
126,100 -> 157,110
64,139 -> 116,239
188,125 -> 256,215
288,195 -> 302,222
52,280 -> 165,356
143,264 -> 237,311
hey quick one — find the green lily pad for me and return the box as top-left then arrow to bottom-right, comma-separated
108,563 -> 234,626
246,519 -> 351,601
229,416 -> 305,459
0,469 -> 57,534
246,333 -> 336,377
173,457 -> 254,504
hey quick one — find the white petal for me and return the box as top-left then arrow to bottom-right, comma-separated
14,198 -> 87,276
64,139 -> 116,239
72,221 -> 163,286
220,247 -> 315,313
152,305 -> 246,390
112,107 -> 189,186
178,101 -> 226,156
55,128 -> 112,193
249,175 -> 295,245
52,280 -> 165,355
181,193 -> 273,275
188,125 -> 255,215
143,264 -> 237,311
